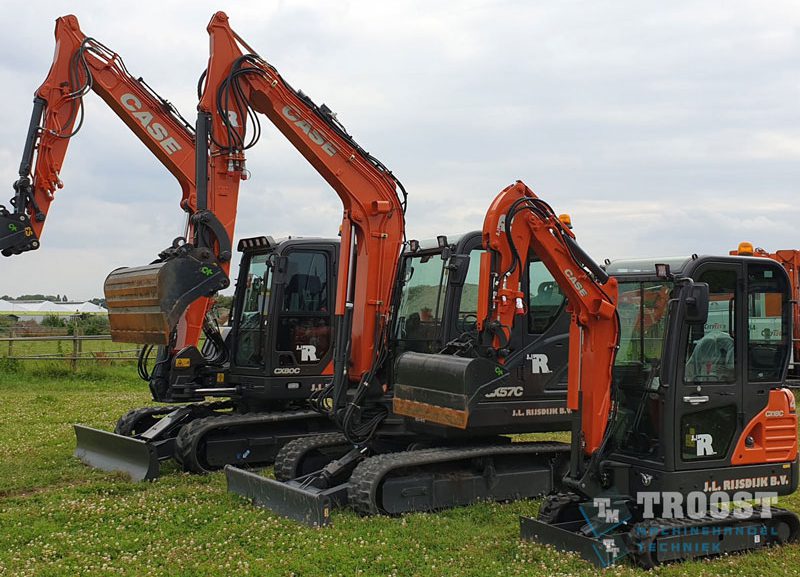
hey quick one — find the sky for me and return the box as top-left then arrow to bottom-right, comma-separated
0,0 -> 798,300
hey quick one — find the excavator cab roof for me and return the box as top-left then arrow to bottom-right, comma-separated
605,255 -> 693,276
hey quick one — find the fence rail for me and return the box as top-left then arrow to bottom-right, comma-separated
0,334 -> 142,370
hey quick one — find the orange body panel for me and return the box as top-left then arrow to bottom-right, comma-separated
732,389 -> 798,465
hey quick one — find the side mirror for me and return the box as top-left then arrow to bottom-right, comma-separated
684,282 -> 709,324
446,254 -> 471,286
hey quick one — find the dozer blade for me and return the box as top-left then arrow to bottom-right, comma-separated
104,250 -> 227,344
73,425 -> 161,482
392,351 -> 502,428
225,465 -> 347,527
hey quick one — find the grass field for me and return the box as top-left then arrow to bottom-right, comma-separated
1,367 -> 800,576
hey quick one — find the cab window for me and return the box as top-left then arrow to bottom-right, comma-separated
234,253 -> 272,367
747,264 -> 788,382
275,251 -> 331,365
455,249 -> 482,333
684,269 -> 737,384
395,253 -> 448,352
528,260 -> 565,334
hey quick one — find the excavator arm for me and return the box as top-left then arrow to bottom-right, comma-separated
478,181 -> 619,455
194,13 -> 407,435
4,15 -> 240,390
1,15 -> 196,256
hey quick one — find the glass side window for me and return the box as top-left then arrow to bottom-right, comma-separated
684,269 -> 737,384
234,253 -> 272,367
611,281 -> 673,460
455,249 -> 482,333
527,259 -> 566,334
748,264 -> 788,382
395,252 -> 449,353
275,251 -> 331,365
615,281 -> 672,367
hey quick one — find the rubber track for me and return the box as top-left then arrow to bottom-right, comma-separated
348,441 -> 570,516
174,409 -> 322,474
273,432 -> 349,482
629,506 -> 800,568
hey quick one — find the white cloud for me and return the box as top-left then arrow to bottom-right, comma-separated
1,1 -> 799,299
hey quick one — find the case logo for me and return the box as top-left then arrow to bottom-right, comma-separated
120,93 -> 182,154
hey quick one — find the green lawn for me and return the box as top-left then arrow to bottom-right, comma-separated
1,368 -> 800,576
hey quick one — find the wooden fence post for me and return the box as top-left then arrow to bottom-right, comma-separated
71,321 -> 80,372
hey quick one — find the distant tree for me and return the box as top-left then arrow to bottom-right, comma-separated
89,298 -> 106,308
41,314 -> 66,328
62,295 -> 68,302
17,294 -> 60,301
56,294 -> 60,301
67,314 -> 109,336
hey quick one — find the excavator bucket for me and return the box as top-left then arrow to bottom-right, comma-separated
392,352 -> 503,428
73,425 -> 162,481
104,251 -> 228,344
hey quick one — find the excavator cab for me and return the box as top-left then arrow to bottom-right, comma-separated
522,255 -> 800,567
225,236 -> 338,401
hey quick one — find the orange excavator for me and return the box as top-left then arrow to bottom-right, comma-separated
4,15 -> 263,480
87,10 -> 408,480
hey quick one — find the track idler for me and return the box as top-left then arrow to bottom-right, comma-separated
104,240 -> 229,344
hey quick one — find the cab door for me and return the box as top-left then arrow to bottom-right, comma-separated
269,246 -> 335,377
674,262 -> 743,471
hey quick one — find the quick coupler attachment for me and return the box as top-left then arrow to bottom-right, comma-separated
0,209 -> 38,256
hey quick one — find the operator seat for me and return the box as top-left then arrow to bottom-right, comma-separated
685,330 -> 735,382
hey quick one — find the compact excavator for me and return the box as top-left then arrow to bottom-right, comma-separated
1,14 -> 258,479
5,15 -> 344,481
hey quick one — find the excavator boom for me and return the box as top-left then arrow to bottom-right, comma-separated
1,14 -> 231,349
